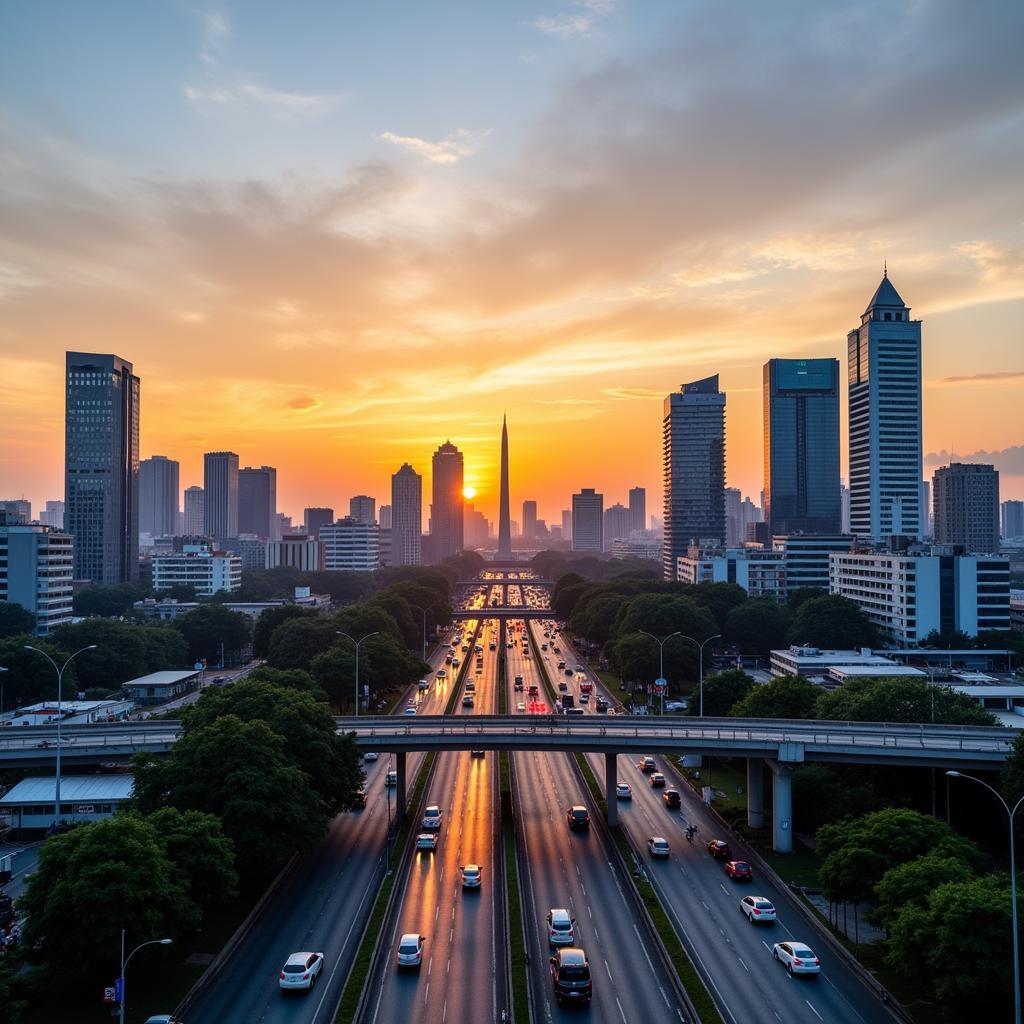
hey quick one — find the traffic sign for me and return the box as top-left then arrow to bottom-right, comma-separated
654,678 -> 667,694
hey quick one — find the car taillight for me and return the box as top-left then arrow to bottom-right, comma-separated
280,972 -> 286,979
303,972 -> 310,979
814,959 -> 820,965
753,909 -> 760,915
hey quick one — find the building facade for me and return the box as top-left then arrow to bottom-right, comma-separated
203,452 -> 239,538
676,547 -> 786,601
0,500 -> 31,524
39,500 -> 65,528
610,538 -> 662,561
65,351 -> 140,583
603,503 -> 630,550
0,513 -> 74,635
522,500 -> 538,540
1003,500 -> 1024,542
431,442 -> 464,561
321,517 -> 380,571
391,463 -> 422,565
238,465 -> 277,539
378,504 -> 392,530
771,533 -> 854,593
266,535 -> 323,571
151,544 -> 241,596
932,463 -> 1000,554
628,487 -> 646,533
139,455 -> 179,537
561,509 -> 572,542
571,488 -> 603,552
183,486 -> 205,535
349,495 -> 376,526
303,507 -> 334,540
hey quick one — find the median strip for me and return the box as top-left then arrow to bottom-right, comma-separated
500,751 -> 529,1024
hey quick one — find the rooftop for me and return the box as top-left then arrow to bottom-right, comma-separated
1,774 -> 135,805
124,670 -> 201,688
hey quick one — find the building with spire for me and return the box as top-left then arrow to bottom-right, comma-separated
497,416 -> 512,558
847,272 -> 923,542
431,441 -> 464,561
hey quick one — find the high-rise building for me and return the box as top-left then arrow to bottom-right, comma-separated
39,500 -> 65,529
522,500 -> 538,540
274,512 -> 295,536
0,500 -> 31,524
152,543 -> 241,596
378,504 -> 392,530
628,487 -> 646,533
1002,500 -> 1024,541
740,496 -> 762,541
662,375 -> 726,580
392,463 -> 423,566
203,452 -> 239,539
266,535 -> 323,572
932,463 -> 1000,554
498,416 -> 512,558
572,488 -> 603,552
464,503 -> 491,547
303,507 -> 334,540
0,511 -> 74,635
183,486 -> 205,535
763,358 -> 841,536
431,441 -> 464,561
847,273 -> 923,542
772,533 -> 854,593
724,487 -> 743,547
238,466 -> 277,539
920,480 -> 932,537
65,352 -> 140,584
561,509 -> 572,542
139,456 -> 180,537
603,503 -> 630,550
321,517 -> 380,571
840,482 -> 851,534
349,495 -> 376,526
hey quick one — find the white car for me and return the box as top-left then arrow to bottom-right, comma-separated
664,700 -> 688,712
741,896 -> 777,924
647,836 -> 670,858
397,933 -> 425,968
363,751 -> 379,762
416,832 -> 438,852
279,951 -> 324,991
516,702 -> 526,713
460,863 -> 482,888
404,707 -> 417,716
546,907 -> 575,945
385,770 -> 397,787
772,941 -> 820,975
615,783 -> 633,800
422,805 -> 443,830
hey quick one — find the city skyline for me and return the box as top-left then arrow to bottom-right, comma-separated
1,2 -> 1022,519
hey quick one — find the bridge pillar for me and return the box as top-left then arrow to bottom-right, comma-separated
395,751 -> 408,824
604,752 -> 618,827
770,762 -> 793,854
747,758 -> 764,829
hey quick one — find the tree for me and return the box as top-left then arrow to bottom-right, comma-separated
786,587 -> 827,612
174,604 -> 252,663
142,807 -> 238,907
19,816 -> 197,980
814,676 -> 998,726
613,594 -> 719,645
571,593 -> 631,645
371,591 -> 419,650
552,580 -> 590,621
920,628 -> 976,650
730,674 -> 819,719
252,605 -> 319,659
0,636 -> 77,706
304,569 -> 374,604
0,956 -> 26,1022
267,616 -> 342,670
786,594 -> 878,649
692,582 -> 748,631
72,582 -> 151,617
310,635 -> 427,711
439,550 -> 486,580
1001,730 -> 1024,804
870,853 -> 975,931
791,764 -> 877,832
0,602 -> 35,638
688,668 -> 753,716
723,598 -> 792,656
244,665 -> 322,695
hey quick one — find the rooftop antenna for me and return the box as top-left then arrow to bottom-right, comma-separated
883,259 -> 887,278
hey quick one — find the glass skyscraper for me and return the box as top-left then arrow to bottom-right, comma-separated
763,358 -> 841,536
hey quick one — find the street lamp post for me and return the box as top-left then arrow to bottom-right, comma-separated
946,771 -> 1023,1024
637,630 -> 681,714
409,604 -> 431,663
678,634 -> 722,718
336,631 -> 379,716
119,930 -> 172,1024
23,644 -> 97,830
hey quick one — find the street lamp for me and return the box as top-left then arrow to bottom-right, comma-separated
637,630 -> 681,714
119,930 -> 172,1024
24,644 -> 97,829
946,771 -> 1022,1024
677,634 -> 721,718
409,604 -> 431,663
336,631 -> 379,716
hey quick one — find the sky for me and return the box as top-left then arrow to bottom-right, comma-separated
1,0 -> 1022,526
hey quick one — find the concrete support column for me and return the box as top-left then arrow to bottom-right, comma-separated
771,763 -> 793,854
605,752 -> 618,827
395,751 -> 408,824
747,758 -> 764,829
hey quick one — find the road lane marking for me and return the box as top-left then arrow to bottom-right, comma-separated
424,981 -> 430,1004
605,959 -> 613,981
738,957 -> 749,972
616,997 -> 628,1023
806,1000 -> 823,1021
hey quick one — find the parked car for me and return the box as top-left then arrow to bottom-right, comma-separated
615,783 -> 633,800
725,860 -> 753,881
397,933 -> 425,968
647,836 -> 670,858
279,951 -> 324,991
549,948 -> 592,1003
740,896 -> 776,924
772,941 -> 821,975
662,789 -> 681,808
566,805 -> 590,830
707,839 -> 732,860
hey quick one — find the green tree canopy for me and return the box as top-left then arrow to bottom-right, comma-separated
244,665 -> 323,695
72,581 -> 151,617
723,598 -> 792,656
0,956 -> 26,1022
1,637 -> 77,706
1001,730 -> 1024,804
552,580 -> 590,621
0,602 -> 35,638
252,605 -> 319,659
688,668 -> 754,716
786,594 -> 878,649
571,592 -> 632,645
791,764 -> 877,832
173,604 -> 252,663
730,674 -> 819,719
869,852 -> 975,931
267,616 -> 342,670
785,587 -> 827,612
814,676 -> 998,726
310,635 -> 428,712
692,582 -> 748,631
613,593 -> 719,644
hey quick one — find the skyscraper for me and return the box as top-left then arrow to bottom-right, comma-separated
183,486 -> 205,535
847,273 -> 923,541
724,487 -> 743,547
304,507 -> 334,540
603,503 -> 630,550
1002,500 -> 1024,541
431,442 -> 464,561
662,375 -> 726,580
378,504 -> 393,530
350,495 -> 377,526
628,487 -> 646,533
763,357 -> 841,536
561,509 -> 572,542
203,452 -> 239,538
497,416 -> 512,558
392,463 -> 423,565
39,500 -> 65,529
933,463 -> 1000,553
139,455 -> 180,537
65,352 -> 140,583
522,500 -> 537,540
238,466 -> 277,539
0,500 -> 31,524
572,488 -> 603,552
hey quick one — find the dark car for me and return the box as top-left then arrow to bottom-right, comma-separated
662,789 -> 681,809
707,839 -> 733,860
595,696 -> 608,712
549,947 -> 592,1003
350,789 -> 367,810
725,860 -> 753,881
566,805 -> 590,831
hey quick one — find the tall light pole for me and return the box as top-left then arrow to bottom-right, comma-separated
678,634 -> 721,718
409,604 -> 431,662
119,930 -> 172,1024
638,630 -> 681,714
946,771 -> 1022,1024
24,644 -> 97,829
336,631 -> 379,716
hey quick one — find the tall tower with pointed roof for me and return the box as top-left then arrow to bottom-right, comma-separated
497,416 -> 512,558
847,271 -> 923,542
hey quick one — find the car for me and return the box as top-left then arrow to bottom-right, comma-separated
471,749 -> 485,757
416,833 -> 438,851
637,756 -> 656,773
595,697 -> 608,712
465,679 -> 476,692
725,860 -> 753,881
144,1017 -> 183,1024
558,680 -> 568,692
462,694 -> 475,708
649,772 -> 666,788
385,770 -> 397,787
546,908 -> 575,945
647,836 -> 670,857
403,707 -> 417,716
615,783 -> 633,800
397,933 -> 425,968
662,789 -> 681,808
350,789 -> 367,809
363,751 -> 379,762
664,699 -> 688,712
740,896 -> 777,923
772,941 -> 821,975
279,951 -> 324,991
549,947 -> 592,1003
436,669 -> 447,679
566,805 -> 590,830
422,805 -> 442,830
557,661 -> 566,669
451,658 -> 460,667
707,839 -> 732,860
516,702 -> 526,713
418,678 -> 430,690
460,863 -> 482,888
579,693 -> 589,704
564,668 -> 574,677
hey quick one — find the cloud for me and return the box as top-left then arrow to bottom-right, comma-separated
925,446 -> 1024,475
183,81 -> 348,117
286,394 -> 322,411
531,0 -> 616,37
931,370 -> 1024,385
377,129 -> 492,165
198,9 -> 230,66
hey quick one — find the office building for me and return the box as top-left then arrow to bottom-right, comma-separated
139,456 -> 180,537
1003,500 -> 1024,541
610,538 -> 662,561
65,352 -> 140,584
464,503 -> 491,548
829,548 -> 1010,644
840,483 -> 851,534
231,536 -> 267,571
152,544 -> 241,597
0,500 -> 31,524
275,513 -> 296,536
303,507 -> 334,540
391,463 -> 423,566
763,358 -> 841,536
266,535 -> 323,572
628,487 -> 646,533
603,503 -> 631,551
431,441 -> 464,561
378,504 -> 392,530
662,375 -> 726,580
38,500 -> 65,529
772,533 -> 853,593
561,509 -> 572,542
321,517 -> 380,571
522,500 -> 538,540
572,489 -> 603,552
932,463 -> 1000,554
183,487 -> 205,535
847,273 -> 923,542
349,495 -> 376,527
0,512 -> 74,635
238,465 -> 276,539
920,480 -> 932,537
724,488 -> 743,547
676,546 -> 786,601
203,452 -> 239,538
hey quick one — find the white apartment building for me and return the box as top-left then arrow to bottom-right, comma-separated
321,517 -> 380,572
151,544 -> 241,596
265,535 -> 323,572
770,645 -> 911,681
0,514 -> 74,635
676,547 -> 786,601
610,538 -> 662,561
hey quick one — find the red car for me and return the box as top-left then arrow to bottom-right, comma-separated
725,860 -> 753,881
707,839 -> 732,860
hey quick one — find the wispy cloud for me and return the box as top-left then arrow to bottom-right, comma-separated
931,370 -> 1024,385
198,9 -> 230,66
183,81 -> 347,117
377,128 -> 492,165
531,0 -> 616,37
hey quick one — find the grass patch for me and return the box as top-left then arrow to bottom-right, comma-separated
498,652 -> 507,715
594,668 -> 633,707
573,752 -> 607,819
526,622 -> 558,706
500,752 -> 529,1024
443,621 -> 482,715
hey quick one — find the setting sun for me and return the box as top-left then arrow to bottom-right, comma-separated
463,486 -> 477,500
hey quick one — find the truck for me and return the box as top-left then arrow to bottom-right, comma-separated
562,693 -> 574,709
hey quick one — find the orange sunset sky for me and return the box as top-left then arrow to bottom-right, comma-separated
1,2 -> 1022,526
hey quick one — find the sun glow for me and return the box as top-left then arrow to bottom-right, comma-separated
463,486 -> 477,499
